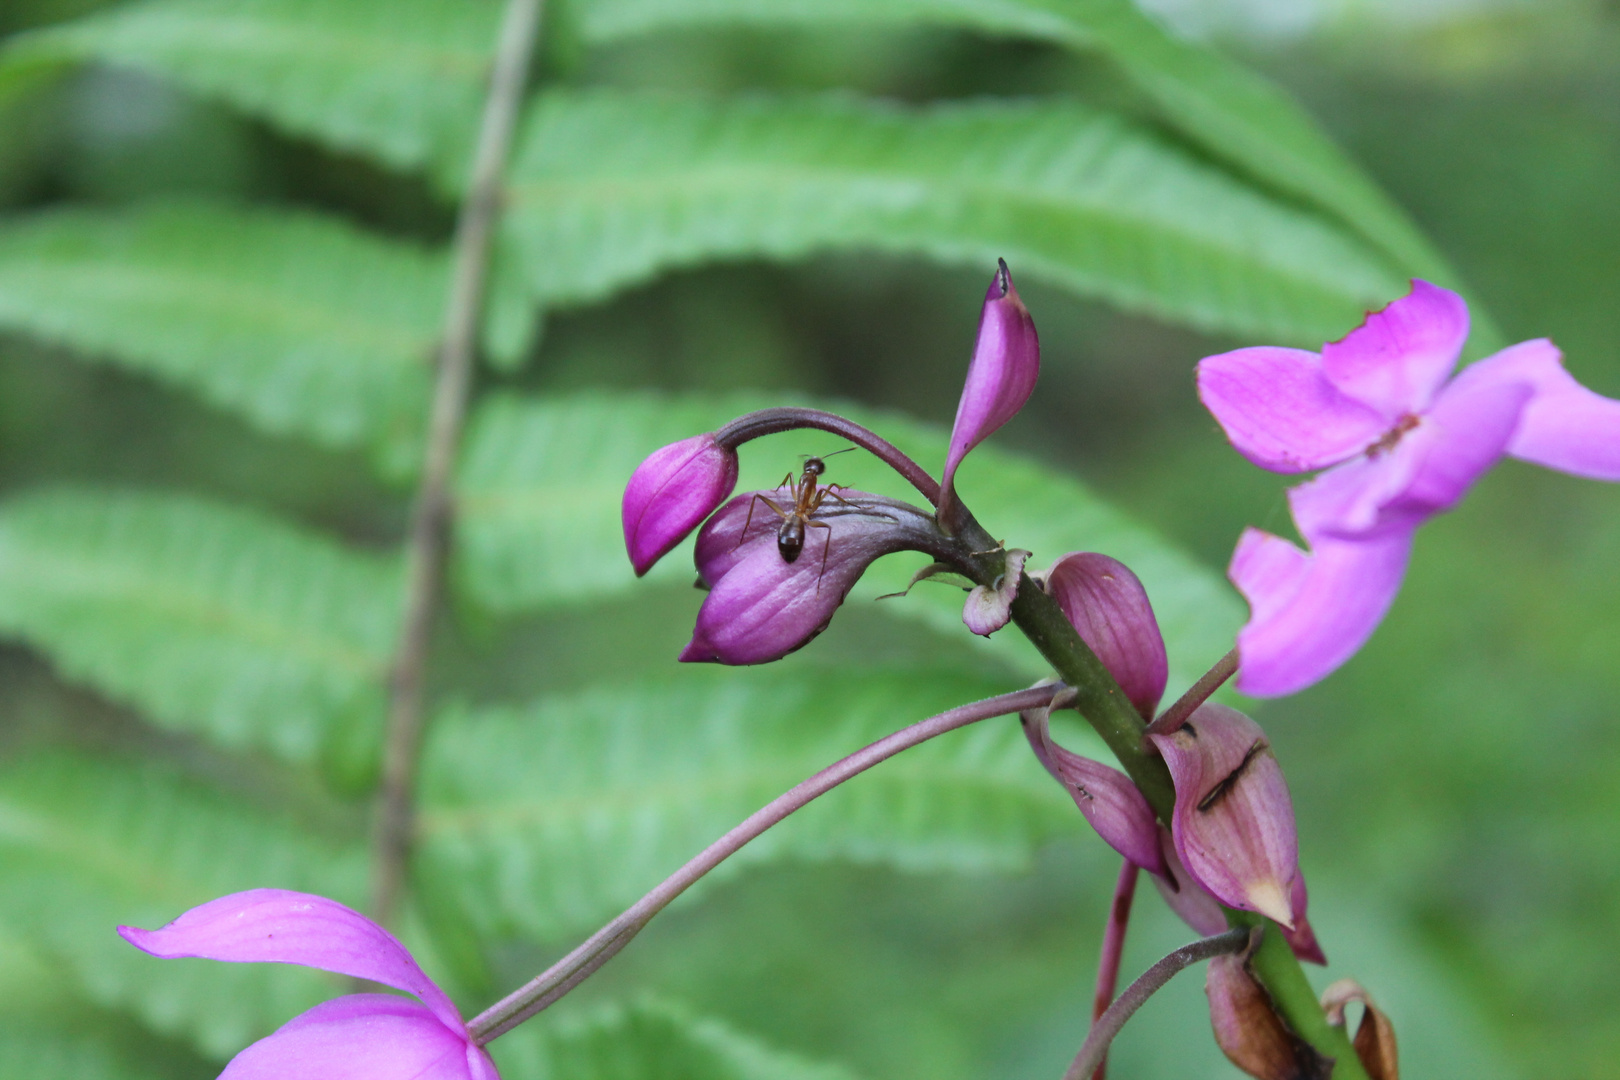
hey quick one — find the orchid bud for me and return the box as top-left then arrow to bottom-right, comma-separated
1148,704 -> 1300,928
681,489 -> 937,665
1207,948 -> 1333,1080
1021,707 -> 1165,875
623,433 -> 739,576
940,259 -> 1039,525
1044,553 -> 1169,720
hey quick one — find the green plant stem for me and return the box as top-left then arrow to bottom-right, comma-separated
466,684 -> 1063,1044
1003,576 -> 1368,1080
372,0 -> 545,928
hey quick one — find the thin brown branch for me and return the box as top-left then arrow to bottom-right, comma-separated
372,0 -> 546,927
1088,860 -> 1139,1080
467,684 -> 1064,1044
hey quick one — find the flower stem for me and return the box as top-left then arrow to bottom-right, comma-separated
713,407 -> 942,507
1088,860 -> 1139,1080
1062,927 -> 1255,1080
1145,648 -> 1239,737
466,684 -> 1063,1044
371,0 -> 545,928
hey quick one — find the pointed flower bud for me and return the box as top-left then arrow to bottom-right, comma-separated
963,547 -> 1028,636
1148,704 -> 1300,928
681,489 -> 939,665
1045,553 -> 1169,720
940,259 -> 1039,524
1021,706 -> 1165,875
1207,947 -> 1333,1080
623,433 -> 739,576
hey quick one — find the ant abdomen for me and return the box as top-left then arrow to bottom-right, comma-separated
778,518 -> 805,562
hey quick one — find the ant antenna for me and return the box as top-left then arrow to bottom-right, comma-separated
800,447 -> 858,462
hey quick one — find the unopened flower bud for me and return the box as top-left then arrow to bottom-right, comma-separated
1148,704 -> 1300,928
1045,552 -> 1169,720
940,260 -> 1039,525
623,433 -> 739,576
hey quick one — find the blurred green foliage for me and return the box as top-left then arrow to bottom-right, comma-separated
0,0 -> 1614,1078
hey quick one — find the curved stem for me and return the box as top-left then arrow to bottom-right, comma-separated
467,683 -> 1062,1044
1063,927 -> 1255,1080
714,407 -> 941,507
371,0 -> 545,927
1146,648 -> 1239,737
1088,860 -> 1139,1080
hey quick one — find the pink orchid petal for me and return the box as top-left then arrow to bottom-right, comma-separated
1321,280 -> 1469,419
1230,527 -> 1414,697
1454,339 -> 1620,480
941,261 -> 1039,505
1020,712 -> 1166,875
219,995 -> 488,1080
1196,347 -> 1387,473
119,890 -> 462,1033
1286,443 -> 1425,539
1044,553 -> 1169,720
1151,826 -> 1227,937
1383,363 -> 1533,520
1149,705 -> 1299,927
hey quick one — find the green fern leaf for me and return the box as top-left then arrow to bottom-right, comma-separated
419,667 -> 1080,943
492,998 -> 861,1080
0,489 -> 402,769
2,0 -> 499,187
570,0 -> 1459,296
0,751 -> 367,1060
0,203 -> 442,468
455,391 -> 1241,686
503,91 -> 1405,343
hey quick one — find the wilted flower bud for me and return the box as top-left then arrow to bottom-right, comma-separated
1045,552 -> 1169,720
1207,946 -> 1333,1080
939,259 -> 1039,526
623,433 -> 739,576
1021,706 -> 1165,875
1321,979 -> 1399,1080
1148,705 -> 1300,928
680,489 -> 938,665
963,547 -> 1028,636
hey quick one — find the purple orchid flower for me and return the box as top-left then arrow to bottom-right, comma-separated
119,890 -> 497,1080
680,490 -> 940,664
939,259 -> 1040,531
1199,279 -> 1620,696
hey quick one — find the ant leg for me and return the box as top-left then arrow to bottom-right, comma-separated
806,520 -> 834,595
737,494 -> 789,551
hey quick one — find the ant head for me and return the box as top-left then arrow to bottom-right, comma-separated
799,447 -> 855,477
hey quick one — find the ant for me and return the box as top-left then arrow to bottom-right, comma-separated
739,447 -> 859,593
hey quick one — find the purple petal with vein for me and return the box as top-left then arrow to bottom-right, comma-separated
1152,827 -> 1227,936
1321,280 -> 1469,419
220,995 -> 493,1080
1197,347 -> 1387,473
119,889 -> 462,1031
623,433 -> 739,576
1455,338 -> 1620,480
1045,552 -> 1168,719
1229,527 -> 1414,698
1149,705 -> 1300,927
1021,710 -> 1165,874
941,261 -> 1039,509
683,490 -> 935,665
